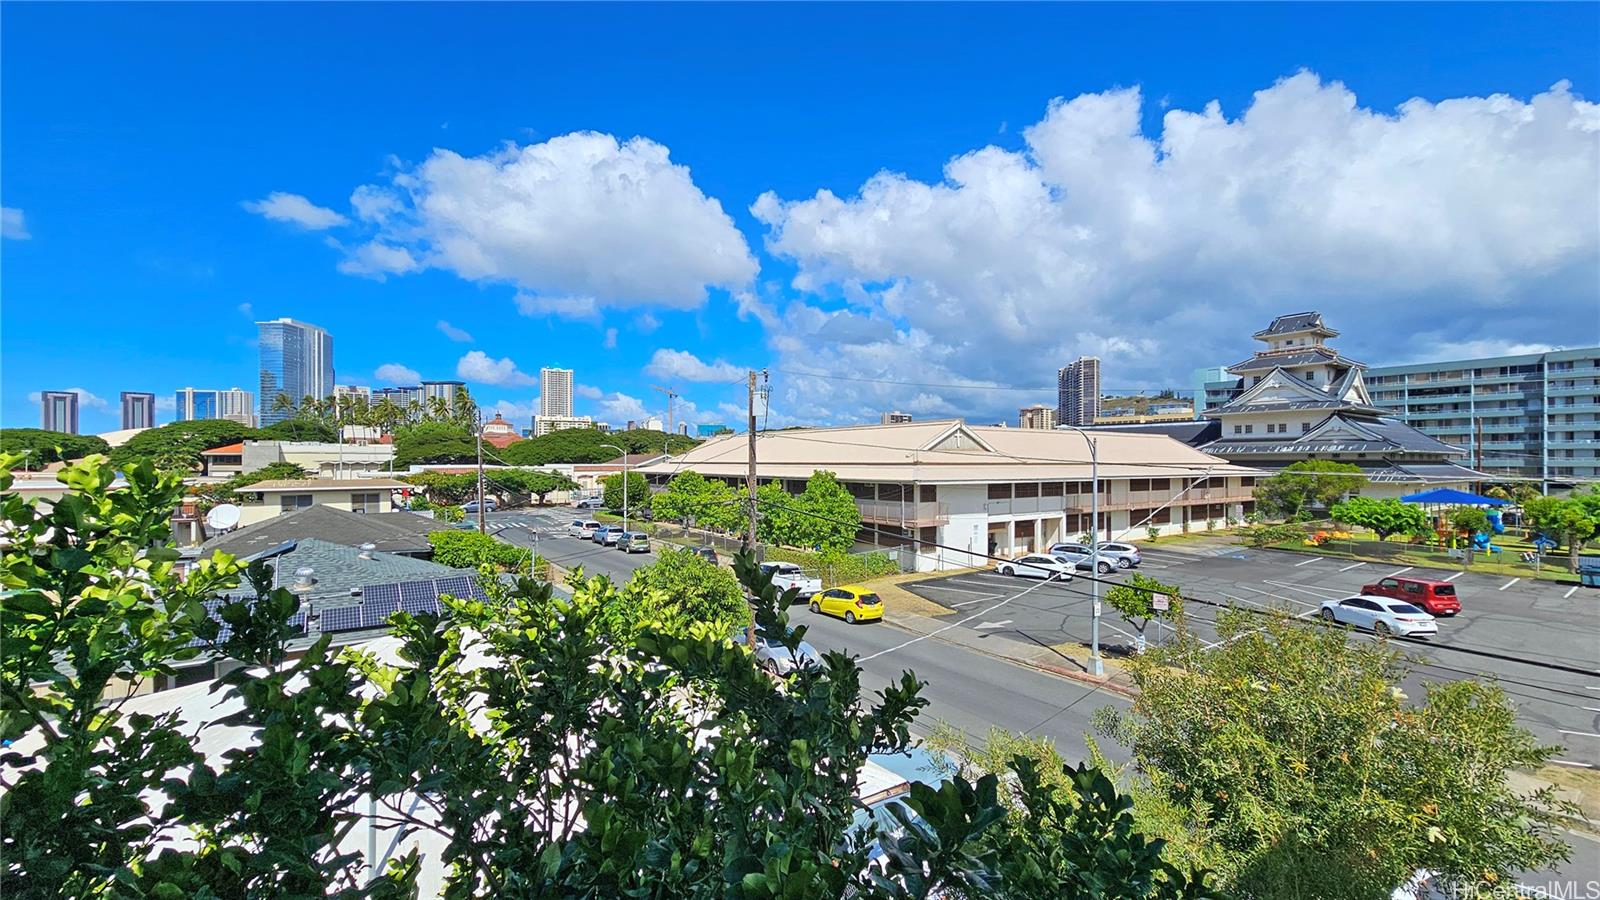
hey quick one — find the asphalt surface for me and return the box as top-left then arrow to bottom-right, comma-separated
905,542 -> 1600,769
486,508 -> 1129,764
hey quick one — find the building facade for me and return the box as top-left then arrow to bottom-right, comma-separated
257,318 -> 334,425
1190,366 -> 1228,419
121,391 -> 156,430
40,390 -> 79,434
533,414 -> 594,437
1018,404 -> 1058,430
1194,312 -> 1484,497
333,384 -> 372,401
640,419 -> 1261,572
881,411 -> 914,425
1365,347 -> 1600,486
231,477 -> 410,528
540,368 -> 574,418
421,380 -> 466,417
1056,357 -> 1101,427
175,387 -> 256,426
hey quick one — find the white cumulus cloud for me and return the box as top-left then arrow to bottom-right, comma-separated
374,363 -> 422,385
436,320 -> 474,342
456,350 -> 538,387
2,207 -> 31,240
342,132 -> 757,317
753,73 -> 1600,423
602,328 -> 618,350
242,192 -> 349,230
644,349 -> 745,383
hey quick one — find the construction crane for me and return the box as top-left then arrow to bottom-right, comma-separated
651,385 -> 679,435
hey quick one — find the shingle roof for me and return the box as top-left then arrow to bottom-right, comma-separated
1201,414 -> 1465,457
201,504 -> 447,558
1252,312 -> 1337,338
259,538 -> 467,600
1087,420 -> 1221,448
1228,347 -> 1363,373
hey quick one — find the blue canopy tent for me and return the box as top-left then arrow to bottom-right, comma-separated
1399,488 -> 1506,506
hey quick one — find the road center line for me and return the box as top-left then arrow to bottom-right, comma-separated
1338,562 -> 1368,572
1294,557 -> 1323,567
1498,577 -> 1521,591
1443,571 -> 1464,582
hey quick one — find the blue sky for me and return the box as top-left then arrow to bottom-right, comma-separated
4,3 -> 1597,434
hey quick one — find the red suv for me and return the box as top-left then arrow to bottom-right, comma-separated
1360,576 -> 1461,616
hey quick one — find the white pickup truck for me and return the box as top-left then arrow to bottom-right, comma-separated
758,561 -> 823,599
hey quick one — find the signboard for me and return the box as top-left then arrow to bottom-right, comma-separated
1153,594 -> 1173,612
1092,601 -> 1102,617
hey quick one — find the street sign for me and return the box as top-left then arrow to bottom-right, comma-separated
1092,601 -> 1102,617
1153,594 -> 1172,612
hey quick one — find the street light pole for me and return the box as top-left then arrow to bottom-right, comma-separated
600,443 -> 628,533
1059,423 -> 1105,678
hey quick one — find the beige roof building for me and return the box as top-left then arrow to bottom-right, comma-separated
640,420 -> 1261,571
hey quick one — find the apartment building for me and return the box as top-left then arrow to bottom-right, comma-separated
1365,347 -> 1600,486
175,387 -> 256,426
1018,404 -> 1057,430
640,419 -> 1260,572
540,367 -> 574,418
121,391 -> 156,430
40,390 -> 79,433
1056,357 -> 1101,426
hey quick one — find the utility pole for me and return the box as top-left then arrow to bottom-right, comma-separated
746,370 -> 759,549
1060,424 -> 1104,678
475,409 -> 487,534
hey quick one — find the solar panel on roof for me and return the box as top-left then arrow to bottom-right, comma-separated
319,605 -> 362,633
364,583 -> 401,605
465,579 -> 490,602
399,581 -> 433,604
435,576 -> 473,599
285,609 -> 308,636
399,593 -> 439,617
362,598 -> 399,629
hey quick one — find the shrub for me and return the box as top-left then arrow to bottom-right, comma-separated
1238,523 -> 1306,548
427,529 -> 531,571
763,547 -> 900,586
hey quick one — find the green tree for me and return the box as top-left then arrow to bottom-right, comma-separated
193,461 -> 315,510
0,428 -> 111,470
400,470 -> 480,505
109,419 -> 259,472
652,470 -> 745,532
426,529 -> 532,571
757,470 -> 861,552
1447,506 -> 1491,538
1095,608 -> 1574,897
391,421 -> 476,466
599,547 -> 749,640
1525,490 -> 1600,572
1329,496 -> 1430,540
3,454 -> 1212,898
258,417 -> 337,442
499,427 -> 697,466
1104,572 -> 1183,653
487,468 -> 576,506
601,471 -> 650,517
1252,460 -> 1366,519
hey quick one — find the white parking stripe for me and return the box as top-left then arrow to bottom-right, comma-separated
1551,760 -> 1597,769
1498,578 -> 1521,591
950,596 -> 1000,608
1565,586 -> 1579,599
1443,571 -> 1464,582
1558,730 -> 1600,739
1294,557 -> 1323,567
1582,706 -> 1600,713
917,584 -> 999,596
1381,567 -> 1413,578
1338,562 -> 1367,572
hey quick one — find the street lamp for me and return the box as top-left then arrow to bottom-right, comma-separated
600,443 -> 628,533
1058,423 -> 1104,678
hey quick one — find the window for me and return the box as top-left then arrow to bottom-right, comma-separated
1041,482 -> 1063,497
1014,482 -> 1039,498
280,494 -> 313,512
919,484 -> 937,503
1129,478 -> 1150,491
1304,371 -> 1315,382
351,492 -> 383,514
1233,425 -> 1242,434
1243,424 -> 1254,434
987,483 -> 1011,500
1149,478 -> 1171,491
1302,422 -> 1312,433
879,484 -> 906,501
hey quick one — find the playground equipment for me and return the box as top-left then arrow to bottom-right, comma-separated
1486,510 -> 1505,534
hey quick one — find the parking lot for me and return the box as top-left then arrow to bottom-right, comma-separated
907,543 -> 1600,766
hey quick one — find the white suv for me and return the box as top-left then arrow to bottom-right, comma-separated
567,519 -> 602,539
1049,542 -> 1141,570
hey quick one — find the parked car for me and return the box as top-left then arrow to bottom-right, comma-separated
1360,576 -> 1461,616
567,519 -> 602,539
692,546 -> 720,565
462,497 -> 498,513
595,525 -> 624,546
1319,595 -> 1438,637
996,554 -> 1075,581
809,585 -> 884,624
1051,541 -> 1141,570
735,626 -> 821,674
573,497 -> 604,510
759,561 -> 823,599
617,531 -> 651,553
1047,544 -> 1114,574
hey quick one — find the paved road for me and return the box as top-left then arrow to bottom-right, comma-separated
484,508 -> 1128,764
906,543 -> 1600,768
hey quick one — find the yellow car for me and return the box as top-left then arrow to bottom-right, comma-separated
809,585 -> 884,624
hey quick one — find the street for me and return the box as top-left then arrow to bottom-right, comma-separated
486,508 -> 1129,763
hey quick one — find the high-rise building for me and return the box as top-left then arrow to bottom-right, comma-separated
880,411 -> 913,425
1056,357 -> 1101,426
1366,347 -> 1600,486
1190,366 -> 1229,419
533,414 -> 593,437
257,318 -> 334,425
333,384 -> 372,401
421,380 -> 466,417
121,392 -> 156,430
40,391 -> 79,434
540,368 -> 574,418
176,387 -> 256,426
1018,404 -> 1058,430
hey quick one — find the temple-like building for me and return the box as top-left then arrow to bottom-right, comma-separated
1105,312 -> 1486,497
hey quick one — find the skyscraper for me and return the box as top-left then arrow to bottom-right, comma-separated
176,387 -> 256,426
257,318 -> 334,425
421,380 -> 466,417
121,392 -> 156,430
1056,357 -> 1101,427
40,391 -> 79,434
540,368 -> 574,418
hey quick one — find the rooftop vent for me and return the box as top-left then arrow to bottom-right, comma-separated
358,542 -> 377,560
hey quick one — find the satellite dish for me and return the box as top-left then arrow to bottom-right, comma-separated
206,503 -> 241,532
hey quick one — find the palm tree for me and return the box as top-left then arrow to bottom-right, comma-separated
373,398 -> 403,434
271,392 -> 296,423
406,400 -> 423,424
428,395 -> 451,423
